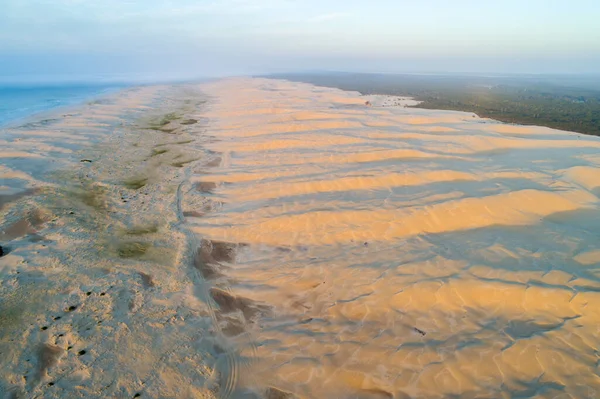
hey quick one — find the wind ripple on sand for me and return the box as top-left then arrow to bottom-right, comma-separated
187,78 -> 600,398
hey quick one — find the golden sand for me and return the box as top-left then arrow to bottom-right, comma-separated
185,78 -> 600,398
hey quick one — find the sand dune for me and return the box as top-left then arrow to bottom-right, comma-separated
3,77 -> 600,398
185,78 -> 600,398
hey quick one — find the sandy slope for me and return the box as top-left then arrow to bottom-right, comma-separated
184,78 -> 600,398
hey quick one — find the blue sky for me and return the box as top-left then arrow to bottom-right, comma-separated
1,0 -> 599,81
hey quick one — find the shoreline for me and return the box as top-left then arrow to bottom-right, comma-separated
0,84 -> 131,130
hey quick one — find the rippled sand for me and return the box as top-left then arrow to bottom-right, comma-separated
187,78 -> 600,398
3,77 -> 600,398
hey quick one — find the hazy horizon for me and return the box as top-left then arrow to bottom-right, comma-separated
2,0 -> 599,83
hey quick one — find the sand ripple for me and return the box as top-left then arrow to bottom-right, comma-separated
186,78 -> 600,398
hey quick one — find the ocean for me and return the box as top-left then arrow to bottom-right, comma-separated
0,83 -> 125,127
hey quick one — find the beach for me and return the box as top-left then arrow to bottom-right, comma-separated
2,77 -> 600,398
0,84 -> 220,398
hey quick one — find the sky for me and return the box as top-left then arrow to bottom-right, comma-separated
1,0 -> 600,82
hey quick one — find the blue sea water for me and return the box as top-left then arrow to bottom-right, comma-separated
0,83 -> 125,127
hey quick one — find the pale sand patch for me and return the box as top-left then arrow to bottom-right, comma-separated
232,148 -> 466,168
3,141 -> 74,154
289,111 -> 362,121
561,166 -> 600,192
378,95 -> 421,107
11,130 -> 92,140
362,131 -> 600,154
0,166 -> 41,184
0,151 -> 44,158
218,119 -> 367,138
418,125 -> 461,133
223,133 -> 367,153
214,170 -> 548,203
578,153 -> 600,166
191,188 -> 595,246
484,123 -> 577,136
574,250 -> 600,265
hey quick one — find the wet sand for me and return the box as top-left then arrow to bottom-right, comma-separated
2,77 -> 600,398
